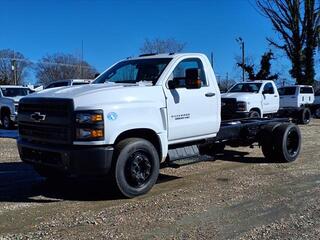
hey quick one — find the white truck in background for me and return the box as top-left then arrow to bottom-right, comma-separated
17,53 -> 301,198
0,85 -> 31,129
221,80 -> 279,119
277,85 -> 319,124
45,79 -> 93,89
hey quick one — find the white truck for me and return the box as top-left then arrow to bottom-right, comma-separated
17,53 -> 301,198
277,85 -> 316,124
221,80 -> 280,119
45,79 -> 93,89
0,85 -> 31,129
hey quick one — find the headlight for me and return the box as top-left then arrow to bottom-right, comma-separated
75,110 -> 104,141
76,111 -> 103,124
236,101 -> 247,111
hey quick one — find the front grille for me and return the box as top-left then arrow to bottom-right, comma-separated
221,98 -> 237,114
18,98 -> 74,144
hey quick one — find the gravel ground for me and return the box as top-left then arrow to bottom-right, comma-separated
0,120 -> 319,239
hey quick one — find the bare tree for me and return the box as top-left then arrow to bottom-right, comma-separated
237,50 -> 279,80
36,53 -> 97,85
140,38 -> 186,54
256,0 -> 320,85
0,49 -> 31,85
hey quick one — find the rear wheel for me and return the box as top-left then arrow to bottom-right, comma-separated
260,123 -> 301,163
299,108 -> 311,124
259,123 -> 281,161
273,123 -> 301,162
112,138 -> 159,198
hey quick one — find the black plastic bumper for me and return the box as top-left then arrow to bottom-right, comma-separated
17,139 -> 114,176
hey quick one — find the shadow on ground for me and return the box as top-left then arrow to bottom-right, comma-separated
0,162 -> 181,203
0,128 -> 18,139
0,149 -> 279,203
216,149 -> 279,164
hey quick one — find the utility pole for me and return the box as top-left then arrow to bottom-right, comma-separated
11,51 -> 17,85
79,40 -> 84,79
236,37 -> 245,82
210,52 -> 214,68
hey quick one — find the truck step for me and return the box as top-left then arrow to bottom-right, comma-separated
161,145 -> 213,169
168,145 -> 200,161
160,155 -> 212,169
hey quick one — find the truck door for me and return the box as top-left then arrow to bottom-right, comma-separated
163,58 -> 219,142
262,82 -> 279,113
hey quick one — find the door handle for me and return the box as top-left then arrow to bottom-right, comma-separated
205,92 -> 215,97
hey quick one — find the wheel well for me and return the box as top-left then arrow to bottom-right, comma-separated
114,129 -> 162,160
249,108 -> 261,116
0,107 -> 10,119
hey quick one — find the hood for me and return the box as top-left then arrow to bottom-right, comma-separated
3,96 -> 24,103
221,92 -> 259,101
23,82 -> 165,110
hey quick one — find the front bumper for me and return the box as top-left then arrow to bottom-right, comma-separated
17,138 -> 114,176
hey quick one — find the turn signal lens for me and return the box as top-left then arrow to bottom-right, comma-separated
76,128 -> 104,140
91,114 -> 103,122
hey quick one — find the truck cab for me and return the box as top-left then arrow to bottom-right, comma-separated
278,85 -> 314,108
0,85 -> 31,129
221,80 -> 279,119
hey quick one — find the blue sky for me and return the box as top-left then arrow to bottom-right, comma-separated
0,0 -> 296,83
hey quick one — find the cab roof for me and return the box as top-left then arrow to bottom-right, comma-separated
129,52 -> 206,60
0,85 -> 28,88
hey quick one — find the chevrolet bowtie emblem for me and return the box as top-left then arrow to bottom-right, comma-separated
30,112 -> 46,122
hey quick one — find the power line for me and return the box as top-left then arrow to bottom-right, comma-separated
0,57 -> 93,69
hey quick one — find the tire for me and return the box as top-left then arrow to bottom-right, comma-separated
259,123 -> 281,161
298,108 -> 311,125
112,138 -> 160,198
273,123 -> 301,163
249,110 -> 260,118
1,113 -> 13,130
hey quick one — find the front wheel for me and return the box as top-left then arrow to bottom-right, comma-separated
249,110 -> 260,118
1,113 -> 13,130
113,138 -> 160,198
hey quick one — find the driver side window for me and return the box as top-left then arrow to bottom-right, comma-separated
171,58 -> 207,88
263,83 -> 274,94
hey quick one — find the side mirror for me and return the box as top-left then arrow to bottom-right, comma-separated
168,80 -> 178,89
185,68 -> 202,89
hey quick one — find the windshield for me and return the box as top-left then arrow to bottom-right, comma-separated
278,87 -> 296,96
229,83 -> 262,93
72,82 -> 90,86
94,58 -> 172,85
1,87 -> 29,97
